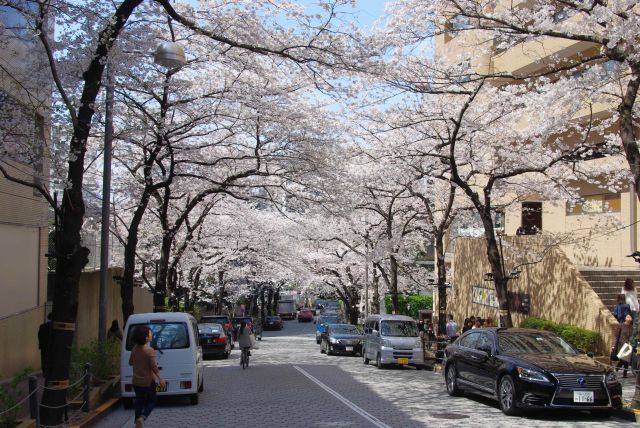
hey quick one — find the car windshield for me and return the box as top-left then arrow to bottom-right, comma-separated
330,325 -> 361,334
198,323 -> 222,334
233,318 -> 252,324
126,322 -> 190,351
381,320 -> 418,337
266,316 -> 280,321
319,316 -> 340,324
498,332 -> 577,354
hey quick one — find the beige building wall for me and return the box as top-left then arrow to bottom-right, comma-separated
450,237 -> 618,354
75,267 -> 153,346
0,267 -> 154,379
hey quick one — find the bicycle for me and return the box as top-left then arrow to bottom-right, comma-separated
240,347 -> 250,369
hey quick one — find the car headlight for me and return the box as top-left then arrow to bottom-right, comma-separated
415,339 -> 423,348
517,367 -> 551,384
381,339 -> 392,348
606,371 -> 618,384
329,337 -> 338,344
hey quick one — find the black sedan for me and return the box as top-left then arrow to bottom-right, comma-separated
443,328 -> 622,416
198,323 -> 231,359
263,315 -> 284,330
320,324 -> 363,356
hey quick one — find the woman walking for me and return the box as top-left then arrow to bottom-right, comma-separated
129,326 -> 165,428
622,278 -> 639,337
612,314 -> 634,377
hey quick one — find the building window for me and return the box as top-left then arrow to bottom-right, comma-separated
518,202 -> 542,235
566,193 -> 621,215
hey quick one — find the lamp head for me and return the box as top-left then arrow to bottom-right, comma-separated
154,42 -> 186,69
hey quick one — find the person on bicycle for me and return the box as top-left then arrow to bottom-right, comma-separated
237,321 -> 253,362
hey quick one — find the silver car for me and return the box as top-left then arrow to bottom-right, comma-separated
362,315 -> 425,370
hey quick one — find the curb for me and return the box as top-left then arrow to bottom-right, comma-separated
70,398 -> 120,428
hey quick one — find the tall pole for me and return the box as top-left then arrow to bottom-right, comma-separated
98,62 -> 114,342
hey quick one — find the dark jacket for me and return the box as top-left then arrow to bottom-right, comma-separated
613,303 -> 632,324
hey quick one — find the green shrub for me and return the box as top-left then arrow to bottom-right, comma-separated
69,339 -> 120,388
384,295 -> 432,318
520,317 -> 599,352
0,368 -> 31,428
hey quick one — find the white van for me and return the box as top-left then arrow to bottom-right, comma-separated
362,314 -> 425,370
121,312 -> 204,406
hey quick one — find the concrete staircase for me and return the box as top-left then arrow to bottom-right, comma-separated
579,268 -> 640,310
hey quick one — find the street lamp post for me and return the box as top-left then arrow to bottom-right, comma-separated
98,42 -> 186,341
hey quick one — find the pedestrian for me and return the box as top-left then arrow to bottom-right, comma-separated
612,314 -> 634,377
484,317 -> 494,327
446,314 -> 458,341
472,318 -> 482,329
129,325 -> 165,428
107,320 -> 123,341
622,278 -> 639,333
417,319 -> 425,333
613,294 -> 632,324
38,313 -> 53,379
462,318 -> 473,333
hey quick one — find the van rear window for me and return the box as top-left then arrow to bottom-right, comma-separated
126,322 -> 190,351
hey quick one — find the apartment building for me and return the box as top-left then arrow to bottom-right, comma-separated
0,4 -> 51,378
434,5 -> 637,348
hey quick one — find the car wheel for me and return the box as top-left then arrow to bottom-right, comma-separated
190,393 -> 199,405
363,349 -> 370,365
445,364 -> 462,396
415,364 -> 424,371
498,375 -> 520,416
376,353 -> 384,369
316,338 -> 321,344
122,397 -> 133,409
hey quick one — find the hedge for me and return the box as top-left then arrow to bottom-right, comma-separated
383,295 -> 432,318
520,317 -> 599,352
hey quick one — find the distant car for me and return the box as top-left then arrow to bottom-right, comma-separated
320,324 -> 363,356
200,315 -> 234,347
232,316 -> 254,340
443,328 -> 622,416
263,315 -> 284,330
316,315 -> 341,344
198,323 -> 230,359
298,309 -> 314,322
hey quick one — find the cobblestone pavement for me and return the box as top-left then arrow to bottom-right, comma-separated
96,320 -> 636,428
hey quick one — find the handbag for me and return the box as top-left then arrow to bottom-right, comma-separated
617,343 -> 633,362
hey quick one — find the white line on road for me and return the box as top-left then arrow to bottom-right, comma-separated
293,365 -> 392,428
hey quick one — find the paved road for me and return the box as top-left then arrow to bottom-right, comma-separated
96,320 -> 635,427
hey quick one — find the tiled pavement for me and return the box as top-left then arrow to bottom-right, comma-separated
95,321 -> 637,427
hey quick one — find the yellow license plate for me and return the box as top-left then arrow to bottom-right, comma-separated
156,383 -> 167,393
397,358 -> 409,365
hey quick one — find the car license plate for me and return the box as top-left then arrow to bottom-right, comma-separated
345,346 -> 353,352
156,383 -> 167,393
573,391 -> 594,403
397,358 -> 409,365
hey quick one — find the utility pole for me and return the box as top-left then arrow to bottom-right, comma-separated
364,236 -> 369,319
98,62 -> 114,342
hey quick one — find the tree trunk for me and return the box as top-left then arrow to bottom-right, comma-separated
266,287 -> 273,315
371,265 -> 380,314
389,254 -> 399,314
435,234 -> 448,334
259,286 -> 266,318
39,2 -> 143,424
154,230 -> 173,311
215,270 -> 225,314
482,216 -> 513,328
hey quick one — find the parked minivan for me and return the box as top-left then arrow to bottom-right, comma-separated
362,315 -> 425,370
121,312 -> 204,407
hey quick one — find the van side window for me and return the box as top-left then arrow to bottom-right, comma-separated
374,321 -> 379,332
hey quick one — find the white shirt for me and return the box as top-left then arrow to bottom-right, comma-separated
622,288 -> 640,312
